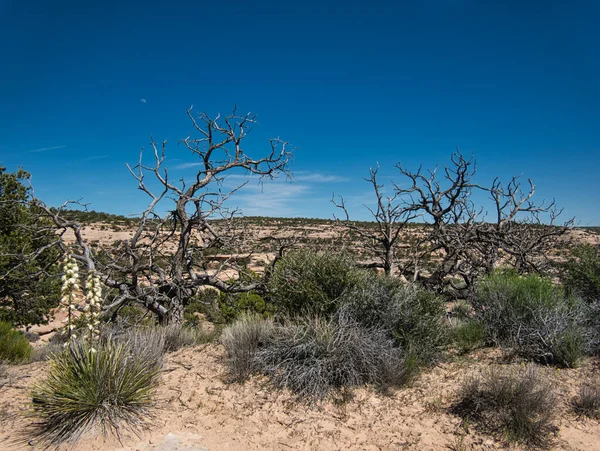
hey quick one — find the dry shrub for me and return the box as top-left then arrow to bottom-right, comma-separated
220,312 -> 274,381
453,365 -> 557,449
253,311 -> 413,401
572,380 -> 600,419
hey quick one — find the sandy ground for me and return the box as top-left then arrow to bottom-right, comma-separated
1,345 -> 600,451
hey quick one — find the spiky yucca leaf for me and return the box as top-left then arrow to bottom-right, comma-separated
30,339 -> 161,446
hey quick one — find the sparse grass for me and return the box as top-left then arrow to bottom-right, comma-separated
106,324 -> 216,356
453,365 -> 557,449
30,339 -> 162,446
30,342 -> 65,362
572,380 -> 600,419
220,312 -> 275,381
0,321 -> 32,363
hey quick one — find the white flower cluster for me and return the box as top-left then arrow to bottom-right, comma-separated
85,271 -> 102,345
60,255 -> 80,341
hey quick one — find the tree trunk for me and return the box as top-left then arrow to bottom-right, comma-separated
384,246 -> 395,276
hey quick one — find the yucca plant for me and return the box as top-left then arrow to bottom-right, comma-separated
30,339 -> 162,446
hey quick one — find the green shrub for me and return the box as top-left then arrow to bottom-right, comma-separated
454,320 -> 486,355
218,291 -> 275,323
31,339 -> 162,446
267,250 -> 361,316
184,288 -> 222,325
252,311 -> 414,401
572,380 -> 600,419
562,245 -> 600,302
220,312 -> 275,382
472,271 -> 588,367
0,321 -> 32,363
453,366 -> 557,448
339,276 -> 449,365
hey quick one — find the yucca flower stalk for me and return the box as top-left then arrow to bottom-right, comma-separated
84,271 -> 103,352
60,255 -> 80,343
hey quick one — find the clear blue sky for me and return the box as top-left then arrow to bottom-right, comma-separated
1,0 -> 598,224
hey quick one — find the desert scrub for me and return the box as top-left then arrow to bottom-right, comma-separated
220,312 -> 274,381
0,320 -> 32,363
453,320 -> 485,355
267,250 -> 362,317
339,276 -> 449,365
473,271 -> 588,367
453,366 -> 557,449
572,380 -> 600,419
253,311 -> 413,401
562,244 -> 600,302
30,339 -> 162,446
218,291 -> 275,323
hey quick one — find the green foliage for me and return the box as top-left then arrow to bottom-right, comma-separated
562,244 -> 600,302
31,339 -> 162,446
0,320 -> 32,363
218,291 -> 274,323
454,320 -> 486,355
472,271 -> 588,367
183,288 -> 222,325
454,366 -> 557,449
0,166 -> 61,327
339,275 -> 449,366
267,250 -> 362,316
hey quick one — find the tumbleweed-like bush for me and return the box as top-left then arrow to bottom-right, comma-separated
30,339 -> 162,446
253,311 -> 412,401
453,366 -> 557,449
339,276 -> 449,365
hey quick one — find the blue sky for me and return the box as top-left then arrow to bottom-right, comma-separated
1,0 -> 598,224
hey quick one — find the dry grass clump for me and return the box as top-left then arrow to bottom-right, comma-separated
572,380 -> 600,419
220,312 -> 274,381
453,365 -> 557,449
30,339 -> 162,446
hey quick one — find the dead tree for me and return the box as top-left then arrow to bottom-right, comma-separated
33,107 -> 292,324
332,166 -> 419,276
337,151 -> 573,297
392,152 -> 572,295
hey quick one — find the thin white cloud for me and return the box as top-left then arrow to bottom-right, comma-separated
218,180 -> 312,217
28,145 -> 67,153
294,172 -> 349,183
172,162 -> 203,170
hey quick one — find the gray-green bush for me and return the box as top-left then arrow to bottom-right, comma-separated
339,276 -> 449,365
472,271 -> 588,367
562,244 -> 600,303
31,339 -> 162,446
453,366 -> 557,449
252,311 -> 413,401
